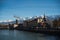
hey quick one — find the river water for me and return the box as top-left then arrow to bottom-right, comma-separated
0,30 -> 60,40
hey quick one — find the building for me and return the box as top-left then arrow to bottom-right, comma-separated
23,14 -> 53,29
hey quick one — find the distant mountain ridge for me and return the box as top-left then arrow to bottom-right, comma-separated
0,20 -> 24,25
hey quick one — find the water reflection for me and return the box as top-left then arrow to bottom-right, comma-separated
0,30 -> 60,40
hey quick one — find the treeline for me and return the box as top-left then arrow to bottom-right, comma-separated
0,24 -> 8,27
53,15 -> 60,27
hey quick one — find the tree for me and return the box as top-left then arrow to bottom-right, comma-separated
53,15 -> 60,27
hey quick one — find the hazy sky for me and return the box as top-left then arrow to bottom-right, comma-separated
0,0 -> 60,21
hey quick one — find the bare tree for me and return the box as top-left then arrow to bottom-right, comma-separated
53,15 -> 60,27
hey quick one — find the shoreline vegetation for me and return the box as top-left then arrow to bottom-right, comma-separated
0,15 -> 60,29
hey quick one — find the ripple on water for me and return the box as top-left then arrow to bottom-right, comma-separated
0,30 -> 60,40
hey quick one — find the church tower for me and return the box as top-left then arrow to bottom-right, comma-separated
43,14 -> 46,22
16,19 -> 18,24
42,14 -> 47,27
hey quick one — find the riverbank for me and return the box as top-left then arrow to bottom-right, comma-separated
0,28 -> 9,30
0,27 -> 60,36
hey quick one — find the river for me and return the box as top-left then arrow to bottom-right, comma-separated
0,30 -> 60,40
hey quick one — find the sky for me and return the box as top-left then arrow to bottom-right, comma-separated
0,0 -> 60,21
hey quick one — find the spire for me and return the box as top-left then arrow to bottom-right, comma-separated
43,13 -> 46,21
43,11 -> 45,17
